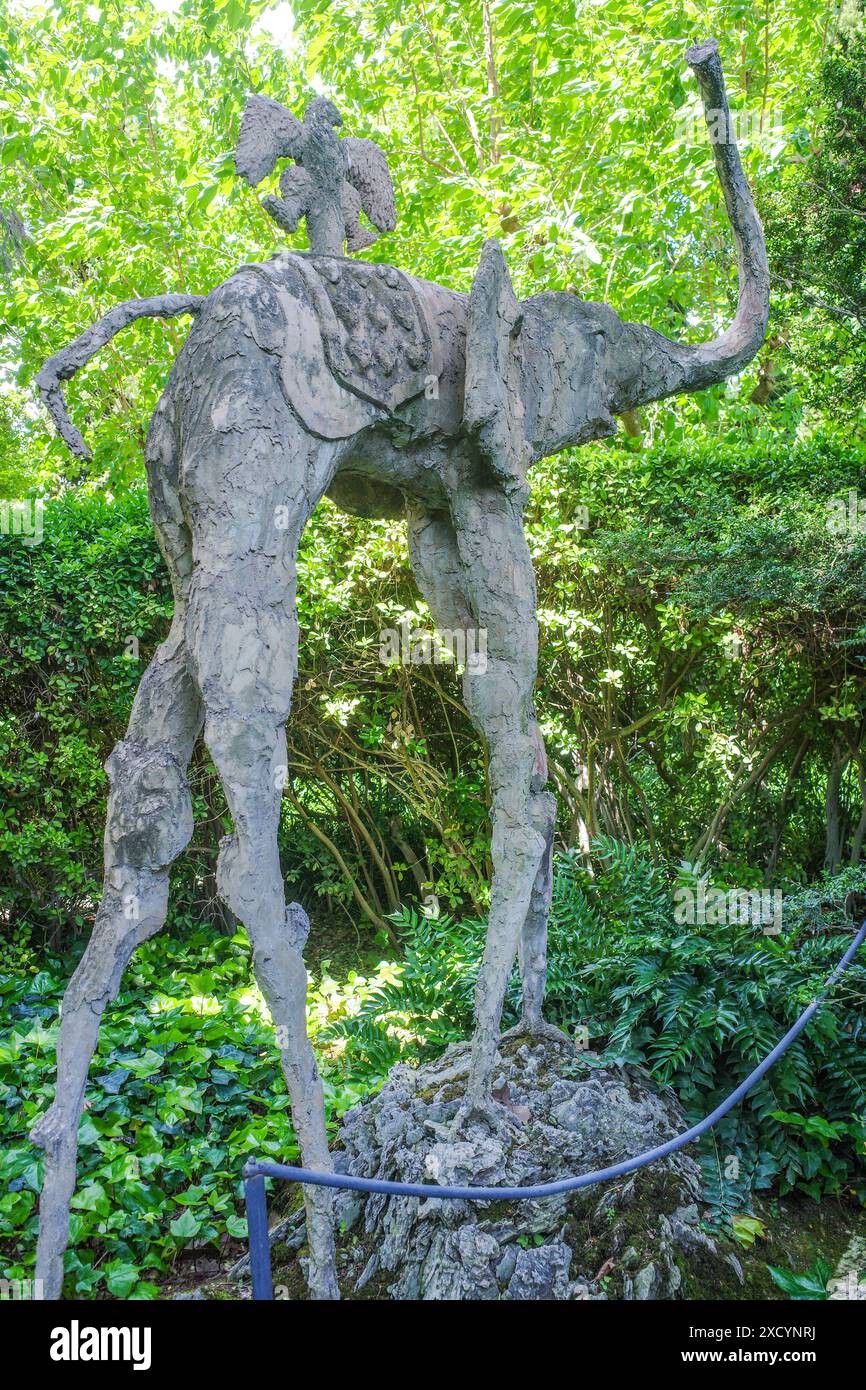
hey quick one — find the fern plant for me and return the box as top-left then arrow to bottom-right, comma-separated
328,842 -> 866,1218
322,907 -> 482,1081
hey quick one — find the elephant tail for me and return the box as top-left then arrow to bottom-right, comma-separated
36,293 -> 205,461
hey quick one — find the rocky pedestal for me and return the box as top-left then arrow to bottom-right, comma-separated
246,1036 -> 746,1301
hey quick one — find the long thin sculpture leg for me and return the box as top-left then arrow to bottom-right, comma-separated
179,272 -> 345,1297
452,489 -> 546,1113
31,388 -> 202,1299
407,491 -> 560,1124
246,891 -> 336,1298
31,631 -> 201,1298
510,783 -> 569,1039
201,696 -> 339,1299
188,558 -> 339,1299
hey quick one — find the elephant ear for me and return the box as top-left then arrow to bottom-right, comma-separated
463,238 -> 530,494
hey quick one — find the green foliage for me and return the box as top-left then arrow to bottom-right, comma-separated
0,0 -> 851,490
328,844 -> 866,1224
767,1257 -> 834,1299
322,906 -> 481,1073
552,847 -> 866,1215
762,2 -> 866,416
2,845 -> 864,1295
0,924 -> 391,1296
0,491 -> 176,948
531,432 -> 866,885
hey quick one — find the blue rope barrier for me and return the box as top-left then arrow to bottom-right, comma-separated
243,921 -> 866,1300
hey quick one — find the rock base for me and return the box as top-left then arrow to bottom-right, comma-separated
248,1036 -> 747,1300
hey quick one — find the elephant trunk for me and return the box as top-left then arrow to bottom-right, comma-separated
615,40 -> 769,414
677,38 -> 770,390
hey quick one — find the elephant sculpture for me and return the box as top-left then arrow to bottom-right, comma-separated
31,39 -> 768,1300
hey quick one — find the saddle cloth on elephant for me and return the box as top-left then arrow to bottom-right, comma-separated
242,251 -> 442,440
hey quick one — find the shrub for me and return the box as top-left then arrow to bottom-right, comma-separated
0,925 -> 392,1297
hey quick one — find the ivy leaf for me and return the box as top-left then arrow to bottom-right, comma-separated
170,1208 -> 202,1240
767,1260 -> 833,1300
104,1260 -> 141,1297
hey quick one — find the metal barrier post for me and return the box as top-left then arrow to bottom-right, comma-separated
244,1164 -> 273,1301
